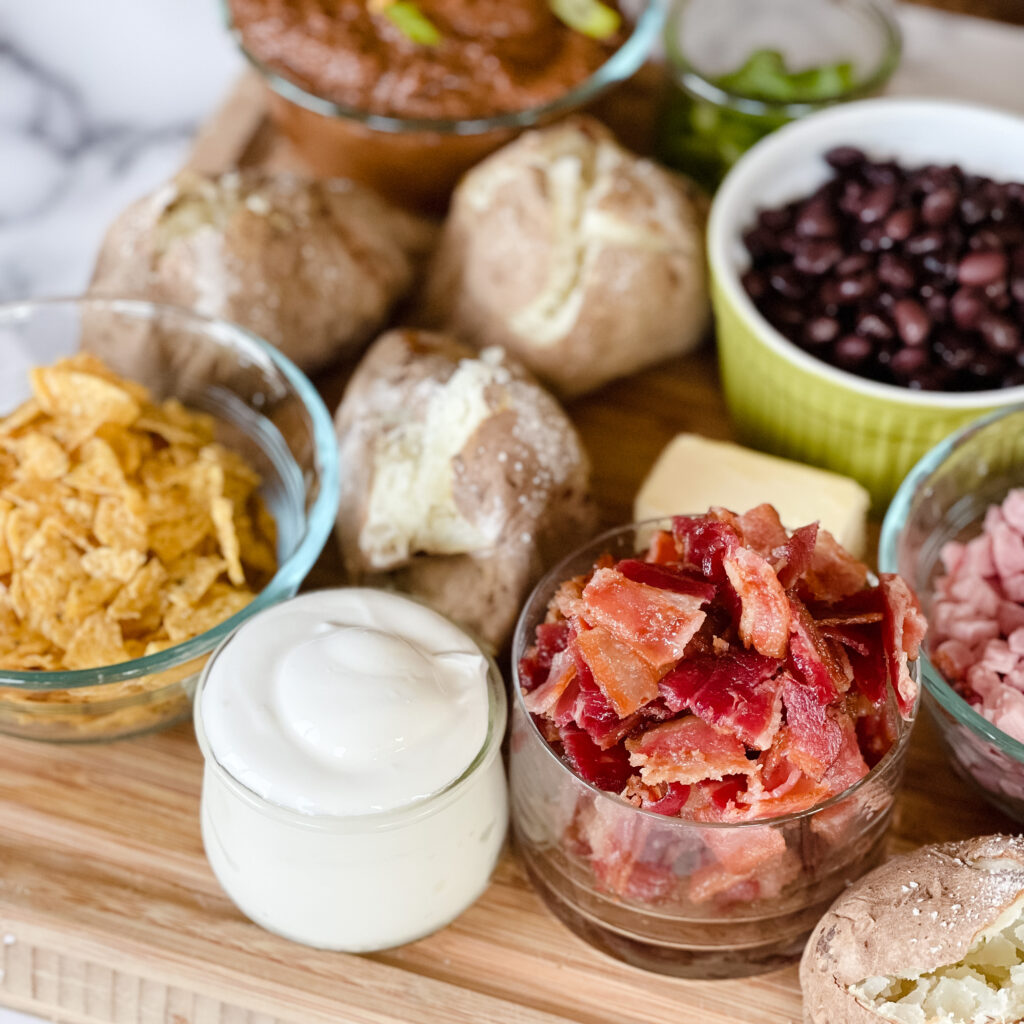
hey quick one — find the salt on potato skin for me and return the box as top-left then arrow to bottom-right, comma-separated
800,835 -> 1024,1024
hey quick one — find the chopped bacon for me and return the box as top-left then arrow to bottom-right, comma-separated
672,515 -> 738,581
554,651 -> 640,749
802,528 -> 870,601
735,503 -> 789,555
724,545 -> 791,658
615,559 -> 716,601
702,824 -> 786,876
658,650 -> 783,749
573,625 -> 660,718
623,777 -> 692,817
645,529 -> 680,566
777,673 -> 843,779
744,747 -> 831,819
551,574 -> 587,621
773,522 -> 819,589
522,647 -> 576,715
559,724 -> 633,792
518,620 -> 571,693
582,567 -> 708,669
787,597 -> 848,704
626,716 -> 757,786
879,573 -> 926,718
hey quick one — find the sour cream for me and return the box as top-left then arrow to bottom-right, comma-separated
195,589 -> 507,951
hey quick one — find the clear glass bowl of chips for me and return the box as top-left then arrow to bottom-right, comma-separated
0,297 -> 339,741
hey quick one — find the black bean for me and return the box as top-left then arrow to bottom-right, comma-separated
926,292 -> 949,323
796,198 -> 840,238
961,191 -> 990,226
805,316 -> 841,346
893,299 -> 932,346
959,250 -> 1008,287
950,288 -> 986,330
856,311 -> 895,340
759,207 -> 793,232
979,314 -> 1020,354
921,188 -> 957,227
836,271 -> 878,303
883,208 -> 916,242
836,253 -> 871,276
935,333 -> 975,370
891,346 -> 929,378
834,335 -> 873,367
905,231 -> 945,256
769,266 -> 807,300
859,183 -> 897,224
741,269 -> 768,300
825,146 -> 866,170
878,253 -> 915,291
793,240 -> 843,276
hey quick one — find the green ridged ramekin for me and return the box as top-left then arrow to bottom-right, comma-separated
708,99 -> 1024,512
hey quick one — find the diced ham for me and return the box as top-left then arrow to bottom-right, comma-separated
582,567 -> 708,669
575,624 -> 661,717
723,545 -> 791,658
940,540 -> 965,576
947,575 -> 1001,618
658,649 -> 783,749
1000,601 -> 1024,636
966,664 -> 1001,700
1004,574 -> 1024,603
932,638 -> 977,680
1010,628 -> 1024,655
626,716 -> 757,786
981,637 -> 1018,676
947,617 -> 1001,646
993,522 -> 1024,578
961,534 -> 995,579
1003,489 -> 1024,533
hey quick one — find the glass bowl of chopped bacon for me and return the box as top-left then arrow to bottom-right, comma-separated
881,405 -> 1024,822
510,508 -> 924,978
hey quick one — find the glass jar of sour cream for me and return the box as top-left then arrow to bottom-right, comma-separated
194,588 -> 508,952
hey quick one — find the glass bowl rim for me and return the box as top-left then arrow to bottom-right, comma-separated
664,0 -> 902,119
193,587 -> 508,831
512,516 -> 918,830
879,402 -> 1024,763
0,295 -> 341,692
221,0 -> 668,135
707,97 -> 1024,410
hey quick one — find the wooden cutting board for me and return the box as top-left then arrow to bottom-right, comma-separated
2,9 -> 1022,1022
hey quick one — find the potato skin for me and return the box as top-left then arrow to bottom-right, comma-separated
421,117 -> 710,398
90,169 -> 434,373
334,329 -> 594,650
800,835 -> 1024,1024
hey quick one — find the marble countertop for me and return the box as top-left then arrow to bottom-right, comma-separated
1,2 -> 1024,1023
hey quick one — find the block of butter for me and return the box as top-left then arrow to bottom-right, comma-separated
634,434 -> 871,558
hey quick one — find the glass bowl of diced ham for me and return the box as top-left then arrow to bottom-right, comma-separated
510,508 -> 924,979
881,405 -> 1024,822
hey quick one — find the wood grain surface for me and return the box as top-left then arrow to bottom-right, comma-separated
2,6 -> 1022,1023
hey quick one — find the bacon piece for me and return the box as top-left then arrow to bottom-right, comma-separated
623,777 -> 691,817
551,574 -> 587,621
645,528 -> 680,566
688,831 -> 794,904
522,647 -> 576,715
575,625 -> 660,718
724,545 -> 791,658
672,515 -> 739,582
517,620 -> 570,693
658,650 -> 783,749
744,746 -> 831,819
626,716 -> 757,786
734,503 -> 789,555
554,652 -> 640,749
810,715 -> 871,842
559,724 -> 633,792
772,522 -> 819,589
582,567 -> 708,669
787,597 -> 848,704
702,823 -> 786,875
802,528 -> 870,601
879,573 -> 926,718
685,776 -> 750,822
615,559 -> 716,601
777,673 -> 843,779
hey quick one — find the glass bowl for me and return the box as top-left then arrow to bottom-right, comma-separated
880,406 -> 1024,821
509,520 -> 916,979
659,0 -> 901,189
223,0 -> 667,212
0,297 -> 339,742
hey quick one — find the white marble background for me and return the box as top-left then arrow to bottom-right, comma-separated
0,2 -> 1023,1023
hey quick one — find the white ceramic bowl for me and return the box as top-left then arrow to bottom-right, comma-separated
708,98 -> 1024,508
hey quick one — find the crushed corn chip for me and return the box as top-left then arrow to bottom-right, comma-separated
0,354 -> 278,675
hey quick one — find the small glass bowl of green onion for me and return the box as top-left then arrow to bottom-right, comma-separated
659,0 -> 901,190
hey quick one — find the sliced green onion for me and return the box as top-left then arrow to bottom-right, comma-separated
381,1 -> 441,46
550,0 -> 621,41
